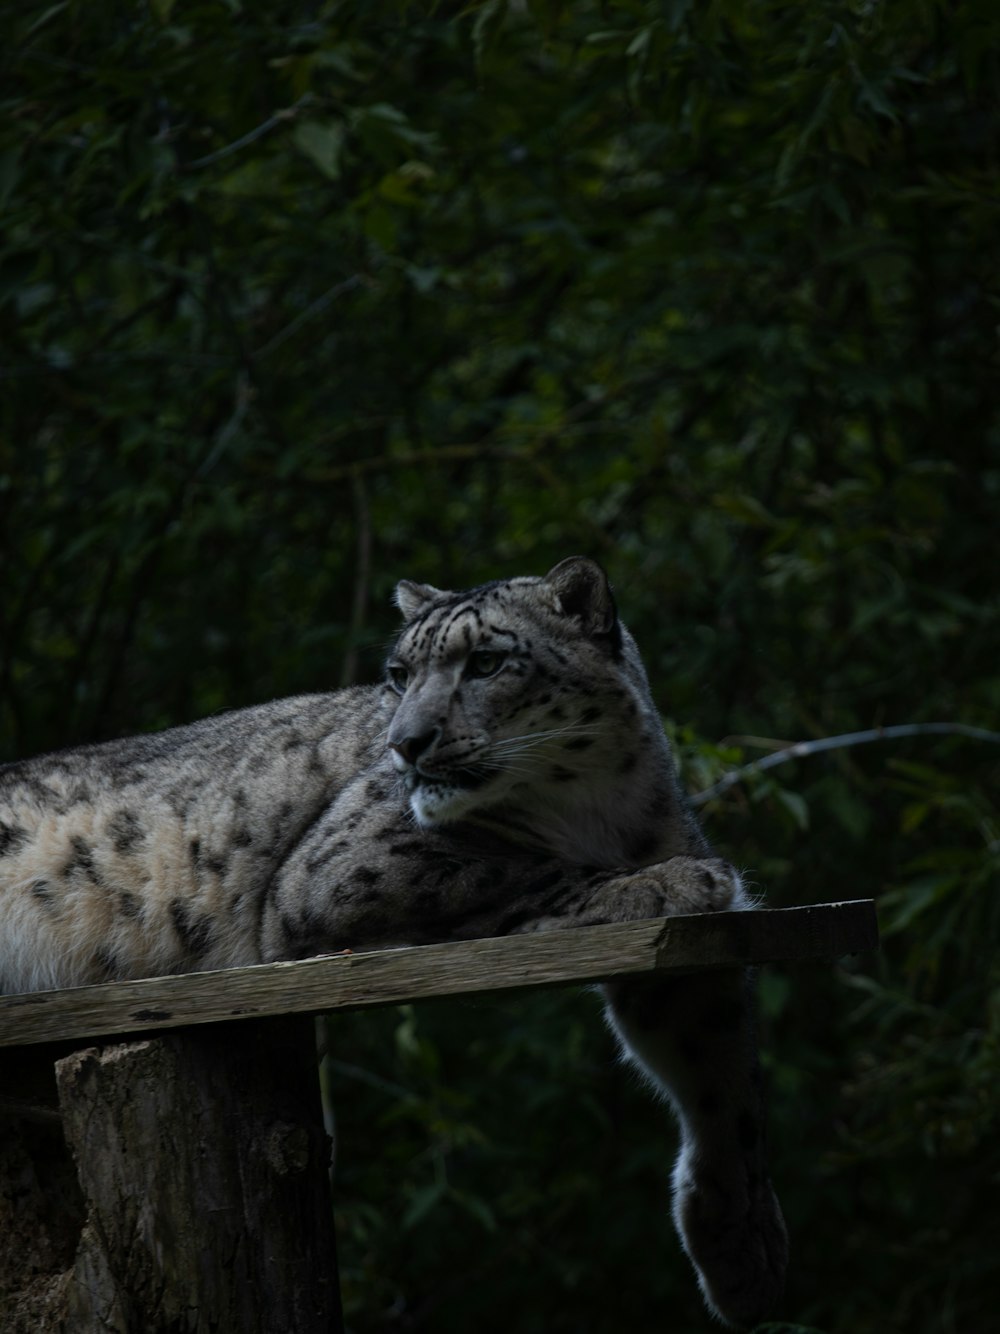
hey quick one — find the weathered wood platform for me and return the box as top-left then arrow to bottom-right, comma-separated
0,899 -> 877,1048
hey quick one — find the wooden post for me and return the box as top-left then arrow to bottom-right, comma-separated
2,1019 -> 343,1334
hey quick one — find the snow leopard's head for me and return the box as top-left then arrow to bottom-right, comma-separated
384,557 -> 654,830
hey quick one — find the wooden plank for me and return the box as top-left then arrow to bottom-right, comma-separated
0,900 -> 877,1050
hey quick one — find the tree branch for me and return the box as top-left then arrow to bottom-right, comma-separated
690,723 -> 1000,805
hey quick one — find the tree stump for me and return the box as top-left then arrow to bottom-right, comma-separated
2,1018 -> 342,1334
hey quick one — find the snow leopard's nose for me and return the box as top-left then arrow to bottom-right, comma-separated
389,728 -> 440,767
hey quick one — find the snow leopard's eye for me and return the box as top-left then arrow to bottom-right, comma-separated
466,650 -> 505,679
387,663 -> 410,693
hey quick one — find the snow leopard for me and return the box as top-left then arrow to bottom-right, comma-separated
0,556 -> 787,1326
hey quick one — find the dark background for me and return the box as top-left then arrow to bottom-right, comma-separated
2,3 -> 998,1331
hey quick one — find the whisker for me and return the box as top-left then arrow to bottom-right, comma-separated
478,761 -> 541,781
503,722 -> 602,741
489,725 -> 601,754
487,742 -> 596,764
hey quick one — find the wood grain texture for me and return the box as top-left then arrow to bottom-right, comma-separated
0,901 -> 878,1051
55,1018 -> 342,1334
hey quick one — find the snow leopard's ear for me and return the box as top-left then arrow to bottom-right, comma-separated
394,579 -> 445,622
542,556 -> 618,638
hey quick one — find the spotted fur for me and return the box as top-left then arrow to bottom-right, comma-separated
0,557 -> 786,1326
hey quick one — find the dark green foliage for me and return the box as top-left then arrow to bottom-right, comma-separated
2,3 -> 998,1330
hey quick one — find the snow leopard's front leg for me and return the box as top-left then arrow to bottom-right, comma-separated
265,803 -> 696,958
264,774 -> 743,956
603,966 -> 788,1329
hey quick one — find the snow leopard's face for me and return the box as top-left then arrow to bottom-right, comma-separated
384,557 -> 647,828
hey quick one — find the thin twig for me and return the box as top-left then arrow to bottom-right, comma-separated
185,95 -> 314,169
691,723 -> 1000,805
252,275 -> 368,360
195,371 -> 254,478
272,443 -> 532,485
339,470 -> 372,688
